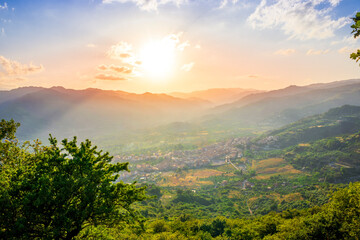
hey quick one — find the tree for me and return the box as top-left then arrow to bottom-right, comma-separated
350,12 -> 360,65
327,182 -> 360,239
0,120 -> 147,239
0,119 -> 19,140
0,119 -> 23,165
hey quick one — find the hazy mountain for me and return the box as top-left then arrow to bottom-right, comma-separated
0,87 -> 211,140
204,80 -> 360,129
169,88 -> 263,106
306,78 -> 360,89
214,79 -> 360,113
0,87 -> 44,104
212,85 -> 312,113
3,79 -> 360,141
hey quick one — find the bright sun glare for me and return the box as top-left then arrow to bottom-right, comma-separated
139,40 -> 175,81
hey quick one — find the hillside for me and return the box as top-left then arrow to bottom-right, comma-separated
205,81 -> 360,129
283,131 -> 360,180
254,105 -> 360,148
0,87 -> 211,140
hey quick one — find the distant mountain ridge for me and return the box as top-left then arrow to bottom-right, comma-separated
204,79 -> 360,129
1,78 -> 360,141
169,88 -> 263,106
0,86 -> 211,140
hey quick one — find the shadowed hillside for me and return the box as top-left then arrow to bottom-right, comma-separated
204,80 -> 360,129
0,87 -> 211,140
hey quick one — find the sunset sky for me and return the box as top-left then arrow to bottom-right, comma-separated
0,0 -> 359,93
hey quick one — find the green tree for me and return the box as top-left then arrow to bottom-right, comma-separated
0,120 -> 147,239
0,119 -> 20,140
327,182 -> 360,239
0,119 -> 23,165
350,12 -> 360,65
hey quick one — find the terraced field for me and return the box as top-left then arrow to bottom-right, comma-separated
159,169 -> 226,187
253,158 -> 303,179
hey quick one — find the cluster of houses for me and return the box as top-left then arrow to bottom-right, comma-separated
114,137 -> 251,183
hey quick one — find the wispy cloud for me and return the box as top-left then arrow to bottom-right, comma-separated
306,49 -> 330,55
331,35 -> 359,46
0,56 -> 44,76
274,49 -> 296,56
177,41 -> 190,51
102,0 -> 187,11
95,73 -> 127,81
0,2 -> 7,10
161,32 -> 190,52
181,62 -> 194,72
107,41 -> 134,61
338,46 -> 355,54
219,0 -> 238,9
97,64 -> 133,74
248,0 -> 349,40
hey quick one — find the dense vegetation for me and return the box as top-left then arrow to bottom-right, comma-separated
0,120 -> 147,239
255,105 -> 360,148
71,182 -> 360,240
284,131 -> 360,174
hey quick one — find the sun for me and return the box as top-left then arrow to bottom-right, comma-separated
139,39 -> 175,80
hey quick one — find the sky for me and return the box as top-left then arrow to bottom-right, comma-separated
0,0 -> 359,93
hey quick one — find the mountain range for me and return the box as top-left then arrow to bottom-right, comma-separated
204,79 -> 360,129
1,79 -> 360,141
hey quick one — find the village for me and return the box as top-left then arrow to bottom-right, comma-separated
114,137 -> 252,183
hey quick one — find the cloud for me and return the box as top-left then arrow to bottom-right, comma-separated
107,41 -> 133,60
219,0 -> 238,9
248,0 -> 349,40
0,2 -> 8,10
331,35 -> 359,45
102,0 -> 187,11
306,49 -> 330,55
163,32 -> 181,47
236,74 -> 275,82
95,73 -> 127,81
274,49 -> 296,56
1,2 -> 9,37
181,62 -> 194,72
338,46 -> 355,54
97,64 -> 133,74
328,0 -> 340,6
0,56 -> 44,76
177,41 -> 190,51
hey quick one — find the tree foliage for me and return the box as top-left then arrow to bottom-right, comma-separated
0,120 -> 147,239
101,183 -> 360,240
350,12 -> 360,65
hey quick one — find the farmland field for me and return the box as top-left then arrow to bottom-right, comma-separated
253,158 -> 303,179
